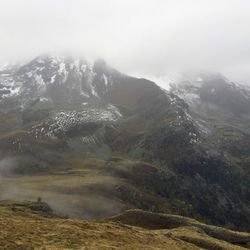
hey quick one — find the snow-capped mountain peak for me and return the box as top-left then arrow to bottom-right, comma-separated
0,55 -> 116,111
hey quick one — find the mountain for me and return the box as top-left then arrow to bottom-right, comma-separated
0,55 -> 249,232
1,200 -> 249,249
170,71 -> 250,116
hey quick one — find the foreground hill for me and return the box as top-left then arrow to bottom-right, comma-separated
0,55 -> 250,232
0,200 -> 249,249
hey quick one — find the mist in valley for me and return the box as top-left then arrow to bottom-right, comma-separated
0,0 -> 250,236
0,157 -> 123,220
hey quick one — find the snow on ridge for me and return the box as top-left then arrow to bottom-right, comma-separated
83,62 -> 98,97
29,105 -> 122,138
0,71 -> 22,99
0,62 -> 16,72
106,104 -> 122,119
137,74 -> 174,91
175,91 -> 201,107
80,91 -> 90,98
40,97 -> 49,102
90,84 -> 99,97
1,85 -> 21,98
0,63 -> 10,71
33,74 -> 46,92
0,55 -> 108,100
81,64 -> 87,73
196,77 -> 203,82
58,62 -> 68,83
50,74 -> 56,83
103,74 -> 108,86
0,55 -> 103,104
81,135 -> 97,144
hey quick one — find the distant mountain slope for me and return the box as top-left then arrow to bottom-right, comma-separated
0,55 -> 249,232
170,71 -> 250,116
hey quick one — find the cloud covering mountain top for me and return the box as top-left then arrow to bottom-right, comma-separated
1,0 -> 250,88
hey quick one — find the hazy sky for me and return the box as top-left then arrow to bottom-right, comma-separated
0,0 -> 250,86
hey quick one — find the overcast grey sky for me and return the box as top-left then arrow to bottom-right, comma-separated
0,0 -> 250,86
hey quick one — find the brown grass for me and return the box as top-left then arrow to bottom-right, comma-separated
103,209 -> 250,249
0,201 -> 201,250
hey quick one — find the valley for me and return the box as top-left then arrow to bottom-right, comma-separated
0,55 -> 250,234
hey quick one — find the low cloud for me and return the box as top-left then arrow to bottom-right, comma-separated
0,0 -> 250,87
0,157 -> 17,177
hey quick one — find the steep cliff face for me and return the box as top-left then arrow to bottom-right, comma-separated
0,56 -> 249,232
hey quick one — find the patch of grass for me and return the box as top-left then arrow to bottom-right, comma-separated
1,202 -> 249,249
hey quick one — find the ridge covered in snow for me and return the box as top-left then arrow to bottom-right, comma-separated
168,71 -> 250,114
0,55 -> 116,111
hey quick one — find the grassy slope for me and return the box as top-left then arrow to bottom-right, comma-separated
0,201 -> 249,249
0,156 -> 172,220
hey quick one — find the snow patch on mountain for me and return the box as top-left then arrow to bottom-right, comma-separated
0,55 -> 116,109
50,74 -> 56,83
103,74 -> 108,86
81,135 -> 97,144
28,104 -> 122,139
33,74 -> 46,92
